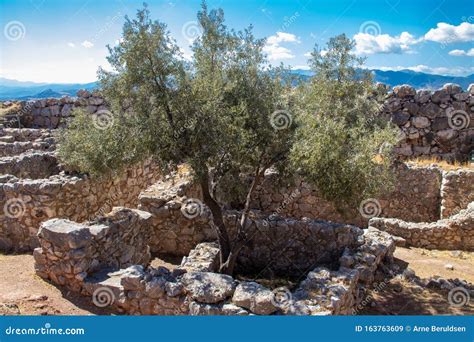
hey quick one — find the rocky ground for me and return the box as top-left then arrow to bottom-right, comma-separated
359,247 -> 474,315
0,247 -> 473,315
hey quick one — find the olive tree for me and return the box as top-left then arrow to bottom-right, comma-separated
290,34 -> 399,210
58,5 -> 397,276
58,3 -> 294,275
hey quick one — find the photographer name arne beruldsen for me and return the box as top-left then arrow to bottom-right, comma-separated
412,325 -> 467,333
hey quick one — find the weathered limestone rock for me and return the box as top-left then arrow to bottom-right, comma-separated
181,272 -> 236,304
39,219 -> 93,249
412,116 -> 431,128
393,85 -> 416,98
232,282 -> 278,315
179,242 -> 220,272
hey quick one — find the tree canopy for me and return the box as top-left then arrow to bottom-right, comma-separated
58,3 -> 398,275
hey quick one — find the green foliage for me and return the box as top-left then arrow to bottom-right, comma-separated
290,34 -> 399,208
56,109 -> 148,177
56,4 -> 398,273
57,5 -> 397,220
58,2 -> 294,189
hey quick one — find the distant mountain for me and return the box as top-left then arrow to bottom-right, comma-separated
290,69 -> 474,90
1,69 -> 473,100
0,78 -> 98,100
0,77 -> 48,87
17,88 -> 66,100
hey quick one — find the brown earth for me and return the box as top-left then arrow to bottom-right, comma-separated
359,247 -> 474,315
0,254 -> 115,315
1,247 -> 473,315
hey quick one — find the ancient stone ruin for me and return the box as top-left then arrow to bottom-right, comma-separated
1,84 -> 473,315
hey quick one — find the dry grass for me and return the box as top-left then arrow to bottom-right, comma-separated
0,102 -> 21,117
407,157 -> 473,171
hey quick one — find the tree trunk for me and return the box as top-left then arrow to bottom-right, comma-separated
199,173 -> 231,269
199,164 -> 265,275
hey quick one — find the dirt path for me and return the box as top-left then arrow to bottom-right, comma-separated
1,248 -> 473,315
395,247 -> 474,283
359,247 -> 474,315
0,253 -> 182,316
0,254 -> 113,315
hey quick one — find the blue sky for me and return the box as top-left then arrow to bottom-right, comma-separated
0,0 -> 473,83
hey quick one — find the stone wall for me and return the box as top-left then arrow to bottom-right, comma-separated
33,209 -> 395,315
252,163 -> 443,227
18,90 -> 106,129
229,212 -> 364,278
440,169 -> 474,218
0,128 -> 55,157
0,160 -> 161,252
0,152 -> 59,179
34,207 -> 152,292
138,164 -> 474,259
138,173 -> 365,278
388,84 -> 473,162
369,202 -> 474,250
138,172 -> 215,256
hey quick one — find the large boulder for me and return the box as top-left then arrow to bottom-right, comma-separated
38,219 -> 94,249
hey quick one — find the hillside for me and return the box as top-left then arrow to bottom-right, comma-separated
290,69 -> 474,90
0,78 -> 97,100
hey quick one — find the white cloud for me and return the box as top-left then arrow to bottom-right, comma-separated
353,22 -> 474,56
424,22 -> 474,44
448,48 -> 474,57
264,45 -> 294,60
304,50 -> 327,58
267,32 -> 300,45
354,31 -> 421,55
291,65 -> 311,70
67,42 -> 75,48
81,40 -> 94,48
369,64 -> 474,77
264,32 -> 300,61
